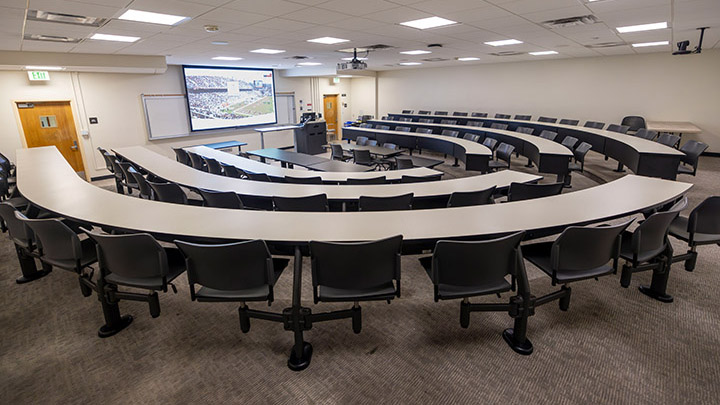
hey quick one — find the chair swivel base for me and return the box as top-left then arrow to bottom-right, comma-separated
287,341 -> 313,372
16,268 -> 52,284
638,286 -> 674,303
97,315 -> 133,338
503,328 -> 533,355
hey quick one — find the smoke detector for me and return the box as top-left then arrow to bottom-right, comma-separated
204,25 -> 220,33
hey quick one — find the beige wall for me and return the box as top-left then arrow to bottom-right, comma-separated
377,50 -> 720,151
350,76 -> 377,120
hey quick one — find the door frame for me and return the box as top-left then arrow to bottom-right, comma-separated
12,98 -> 89,180
322,93 -> 340,140
276,92 -> 297,123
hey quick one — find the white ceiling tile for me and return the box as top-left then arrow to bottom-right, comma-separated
101,19 -> 174,34
28,0 -> 124,18
197,8 -> 271,25
21,40 -> 78,52
121,0 -> 216,18
282,7 -> 352,24
250,18 -> 317,32
316,0 -> 397,17
222,0 -> 308,16
410,0 -> 495,14
499,0 -> 586,15
0,7 -> 26,35
362,7 -> 432,24
24,20 -> 98,37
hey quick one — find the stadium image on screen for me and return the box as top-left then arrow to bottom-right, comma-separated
182,66 -> 277,131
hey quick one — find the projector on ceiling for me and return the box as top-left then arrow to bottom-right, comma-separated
337,60 -> 367,70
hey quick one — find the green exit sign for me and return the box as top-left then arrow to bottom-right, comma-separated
28,71 -> 50,81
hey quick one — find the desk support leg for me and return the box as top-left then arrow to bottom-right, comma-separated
15,247 -> 52,284
639,256 -> 674,303
614,162 -> 626,173
287,246 -> 312,371
452,157 -> 459,167
97,280 -> 133,338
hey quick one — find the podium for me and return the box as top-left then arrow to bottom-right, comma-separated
294,120 -> 327,155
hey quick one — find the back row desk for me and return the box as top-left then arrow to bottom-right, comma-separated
186,145 -> 442,183
115,146 -> 542,208
247,148 -> 371,172
387,113 -> 684,180
17,146 -> 692,370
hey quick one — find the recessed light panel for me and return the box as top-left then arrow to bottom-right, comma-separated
25,66 -> 63,70
400,50 -> 431,55
307,37 -> 349,44
250,48 -> 286,54
212,56 -> 243,61
118,9 -> 189,26
90,33 -> 140,42
632,41 -> 669,47
297,62 -> 322,66
341,57 -> 367,61
484,39 -> 523,47
399,62 -> 422,66
529,51 -> 558,56
457,57 -> 480,61
400,16 -> 457,30
616,22 -> 667,33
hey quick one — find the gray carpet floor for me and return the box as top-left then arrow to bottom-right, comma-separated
1,151 -> 719,404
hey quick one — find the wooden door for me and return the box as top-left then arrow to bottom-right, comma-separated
323,94 -> 338,140
17,101 -> 85,173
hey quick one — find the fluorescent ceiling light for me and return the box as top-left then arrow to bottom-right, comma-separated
457,57 -> 480,61
484,39 -> 523,47
212,56 -> 243,61
25,65 -> 63,70
250,48 -> 285,54
297,62 -> 322,66
118,9 -> 189,26
90,33 -> 140,42
400,50 -> 431,55
399,62 -> 422,66
307,37 -> 349,44
400,16 -> 457,30
211,41 -> 228,45
341,57 -> 367,61
616,22 -> 667,33
529,51 -> 558,56
632,40 -> 669,48
338,75 -> 353,78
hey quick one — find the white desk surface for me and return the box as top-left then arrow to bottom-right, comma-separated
344,127 -> 493,157
186,146 -> 441,181
115,146 -> 540,200
18,147 -> 692,244
646,121 -> 702,134
392,114 -> 685,156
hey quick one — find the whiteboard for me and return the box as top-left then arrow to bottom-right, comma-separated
141,94 -> 191,140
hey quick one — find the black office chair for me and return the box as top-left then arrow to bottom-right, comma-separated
375,125 -> 390,131
395,126 -> 412,132
619,200 -> 685,302
109,159 -> 131,195
173,148 -> 191,166
441,130 -> 459,139
523,220 -> 633,312
204,157 -> 224,175
507,182 -> 563,202
382,143 -> 398,150
0,203 -> 52,283
419,231 -> 532,354
538,116 -> 558,123
401,109 -> 414,114
677,140 -> 708,176
463,133 -> 481,143
453,112 -> 468,117
471,112 -> 488,118
356,136 -> 369,146
199,189 -> 244,209
490,123 -> 509,130
175,239 -> 289,333
395,156 -> 414,169
488,143 -> 514,171
516,126 -> 534,135
514,115 -> 531,121
482,137 -> 499,152
447,186 -> 496,207
401,174 -> 442,183
98,148 -> 116,174
246,172 -> 272,182
559,119 -> 579,126
418,110 -> 431,115
353,149 -> 380,169
621,116 -> 646,133
568,142 -> 593,173
668,196 -> 720,272
495,114 -> 511,119
128,167 -> 153,200
367,139 -> 379,146
398,117 -> 413,122
656,133 -> 681,148
330,143 -> 352,162
187,152 -> 208,172
118,161 -> 141,195
440,119 -> 457,125
539,130 -> 558,141
435,111 -> 448,115
359,123 -> 373,128
346,176 -> 387,185
308,235 -> 402,334
560,136 -> 578,150
415,128 -> 433,134
584,121 -> 605,129
606,124 -> 630,134
273,194 -> 329,212
83,228 -> 187,336
418,118 -> 434,124
221,163 -> 243,178
285,176 -> 323,185
634,128 -> 658,140
148,181 -> 190,205
359,193 -> 413,211
466,121 -> 483,127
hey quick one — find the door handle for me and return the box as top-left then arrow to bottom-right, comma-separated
71,141 -> 78,151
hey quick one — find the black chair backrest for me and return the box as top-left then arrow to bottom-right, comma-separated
516,126 -> 534,135
687,196 -> 720,237
429,231 -> 524,292
573,142 -> 593,162
634,128 -> 657,140
418,110 -> 431,115
220,163 -> 242,178
173,148 -> 191,166
453,112 -> 468,116
19,215 -> 82,267
482,137 -> 498,151
398,117 -> 412,122
175,239 -> 276,300
346,176 -> 387,185
495,114 -> 511,119
435,111 -> 448,115
551,220 -> 632,272
471,112 -> 488,117
273,194 -> 328,212
539,130 -> 558,141
495,143 -> 515,164
187,152 -> 207,171
118,162 -> 138,185
514,115 -> 531,121
490,123 -> 508,130
418,118 -> 434,123
0,203 -> 33,247
330,144 -> 346,160
128,167 -> 152,199
401,174 -> 442,183
621,116 -> 646,131
606,124 -> 630,134
367,139 -> 379,146
359,193 -> 413,211
401,110 -> 413,114
679,140 -> 708,165
285,176 -> 323,185
463,133 -> 481,143
353,149 -> 374,165
110,159 -> 125,180
441,129 -> 459,138
309,235 -> 402,297
359,123 -> 372,128
561,136 -> 578,150
656,133 -> 680,148
246,172 -> 271,182
375,126 -> 390,131
447,186 -> 496,208
584,121 -> 605,129
199,189 -> 244,209
629,209 -> 681,261
356,136 -> 369,146
99,150 -> 115,172
507,182 -> 563,202
396,126 -> 411,132
84,229 -> 169,279
466,121 -> 483,127
148,181 -> 188,204
204,157 -> 224,175
382,143 -> 397,150
415,128 -> 433,134
559,119 -> 579,126
440,119 -> 457,125
395,156 -> 414,169
538,116 -> 558,123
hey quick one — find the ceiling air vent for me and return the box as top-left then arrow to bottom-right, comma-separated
338,44 -> 394,53
27,10 -> 108,27
542,15 -> 599,29
488,51 -> 524,57
585,42 -> 627,49
422,57 -> 450,62
285,55 -> 310,60
24,33 -> 83,43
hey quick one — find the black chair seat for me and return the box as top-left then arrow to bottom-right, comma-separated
5,196 -> 28,208
104,248 -> 185,290
419,256 -> 511,299
195,285 -> 271,302
677,164 -> 694,174
41,238 -> 97,270
318,282 -> 397,302
669,216 -> 720,244
523,241 -> 615,283
618,231 -> 666,263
